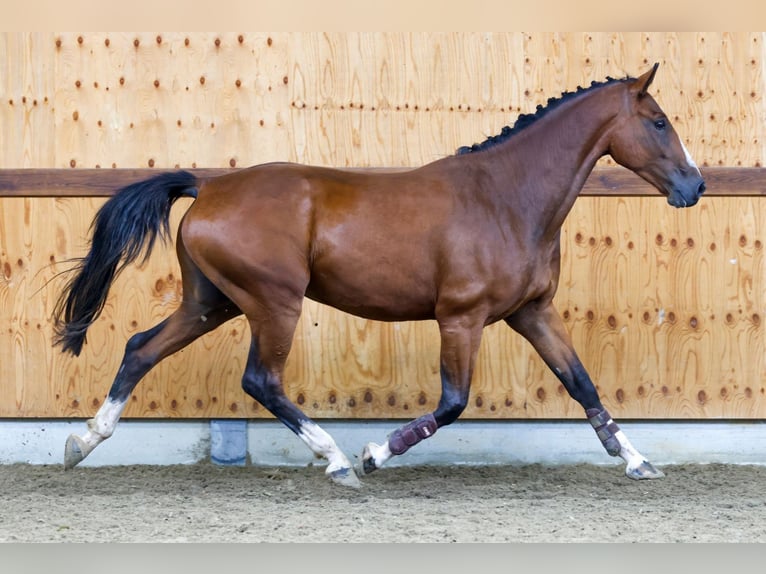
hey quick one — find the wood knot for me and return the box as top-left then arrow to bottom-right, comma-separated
667,311 -> 676,323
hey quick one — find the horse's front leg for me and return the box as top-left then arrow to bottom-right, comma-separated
506,300 -> 664,480
361,317 -> 482,474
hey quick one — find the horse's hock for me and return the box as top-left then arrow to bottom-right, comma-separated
0,33 -> 763,470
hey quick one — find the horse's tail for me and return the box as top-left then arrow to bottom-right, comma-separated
52,170 -> 199,356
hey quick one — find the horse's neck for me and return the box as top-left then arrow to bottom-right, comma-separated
493,87 -> 622,239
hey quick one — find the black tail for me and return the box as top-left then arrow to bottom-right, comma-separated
52,170 -> 199,356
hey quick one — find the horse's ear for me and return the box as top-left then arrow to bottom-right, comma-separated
635,62 -> 660,98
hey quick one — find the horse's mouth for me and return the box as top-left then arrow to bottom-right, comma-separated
668,193 -> 689,208
668,192 -> 697,208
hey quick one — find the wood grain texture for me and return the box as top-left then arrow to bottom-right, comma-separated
48,33 -> 293,170
1,195 -> 762,419
0,33 -> 56,167
0,32 -> 764,420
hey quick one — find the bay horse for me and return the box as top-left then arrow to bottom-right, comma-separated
53,63 -> 705,487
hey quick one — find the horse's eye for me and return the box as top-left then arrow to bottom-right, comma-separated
654,119 -> 667,131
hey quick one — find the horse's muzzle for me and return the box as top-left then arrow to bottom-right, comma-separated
668,177 -> 706,208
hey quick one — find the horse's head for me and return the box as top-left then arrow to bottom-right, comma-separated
608,63 -> 706,208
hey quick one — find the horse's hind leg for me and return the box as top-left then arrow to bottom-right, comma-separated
64,251 -> 241,468
505,300 -> 664,480
241,311 -> 361,488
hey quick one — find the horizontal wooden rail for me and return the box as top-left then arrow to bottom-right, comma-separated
0,167 -> 764,198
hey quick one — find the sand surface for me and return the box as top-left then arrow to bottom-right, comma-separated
2,462 -> 765,542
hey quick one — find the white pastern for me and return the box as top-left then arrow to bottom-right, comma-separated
81,397 -> 127,450
297,421 -> 354,473
614,430 -> 649,470
366,441 -> 393,469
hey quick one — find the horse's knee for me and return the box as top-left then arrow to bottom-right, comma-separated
434,388 -> 469,426
436,404 -> 465,427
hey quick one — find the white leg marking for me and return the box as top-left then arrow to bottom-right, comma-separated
366,441 -> 393,469
614,430 -> 651,472
81,397 -> 127,451
297,421 -> 353,473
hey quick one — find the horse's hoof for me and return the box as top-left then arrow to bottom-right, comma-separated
63,435 -> 88,470
360,443 -> 379,475
327,466 -> 362,489
625,460 -> 665,480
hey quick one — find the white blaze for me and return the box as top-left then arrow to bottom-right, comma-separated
680,139 -> 701,176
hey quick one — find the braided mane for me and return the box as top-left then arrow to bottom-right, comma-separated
456,75 -> 633,155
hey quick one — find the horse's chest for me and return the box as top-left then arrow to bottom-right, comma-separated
486,250 -> 559,314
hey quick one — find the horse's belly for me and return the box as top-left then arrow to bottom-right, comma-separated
305,271 -> 436,322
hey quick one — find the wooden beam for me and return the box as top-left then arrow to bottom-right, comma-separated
585,167 -> 766,197
0,168 -> 231,197
0,167 -> 764,197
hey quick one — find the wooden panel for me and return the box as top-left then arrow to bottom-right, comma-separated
559,197 -> 765,419
0,32 -> 765,421
0,33 -> 56,167
287,32 -> 526,167
1,194 -> 763,419
51,33 -> 292,169
1,32 -> 763,172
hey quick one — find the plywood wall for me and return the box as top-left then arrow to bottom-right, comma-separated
1,32 -> 764,419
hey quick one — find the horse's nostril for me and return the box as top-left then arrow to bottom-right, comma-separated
698,181 -> 706,196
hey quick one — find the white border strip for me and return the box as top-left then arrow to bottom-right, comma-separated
1,419 -> 765,467
0,420 -> 209,466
